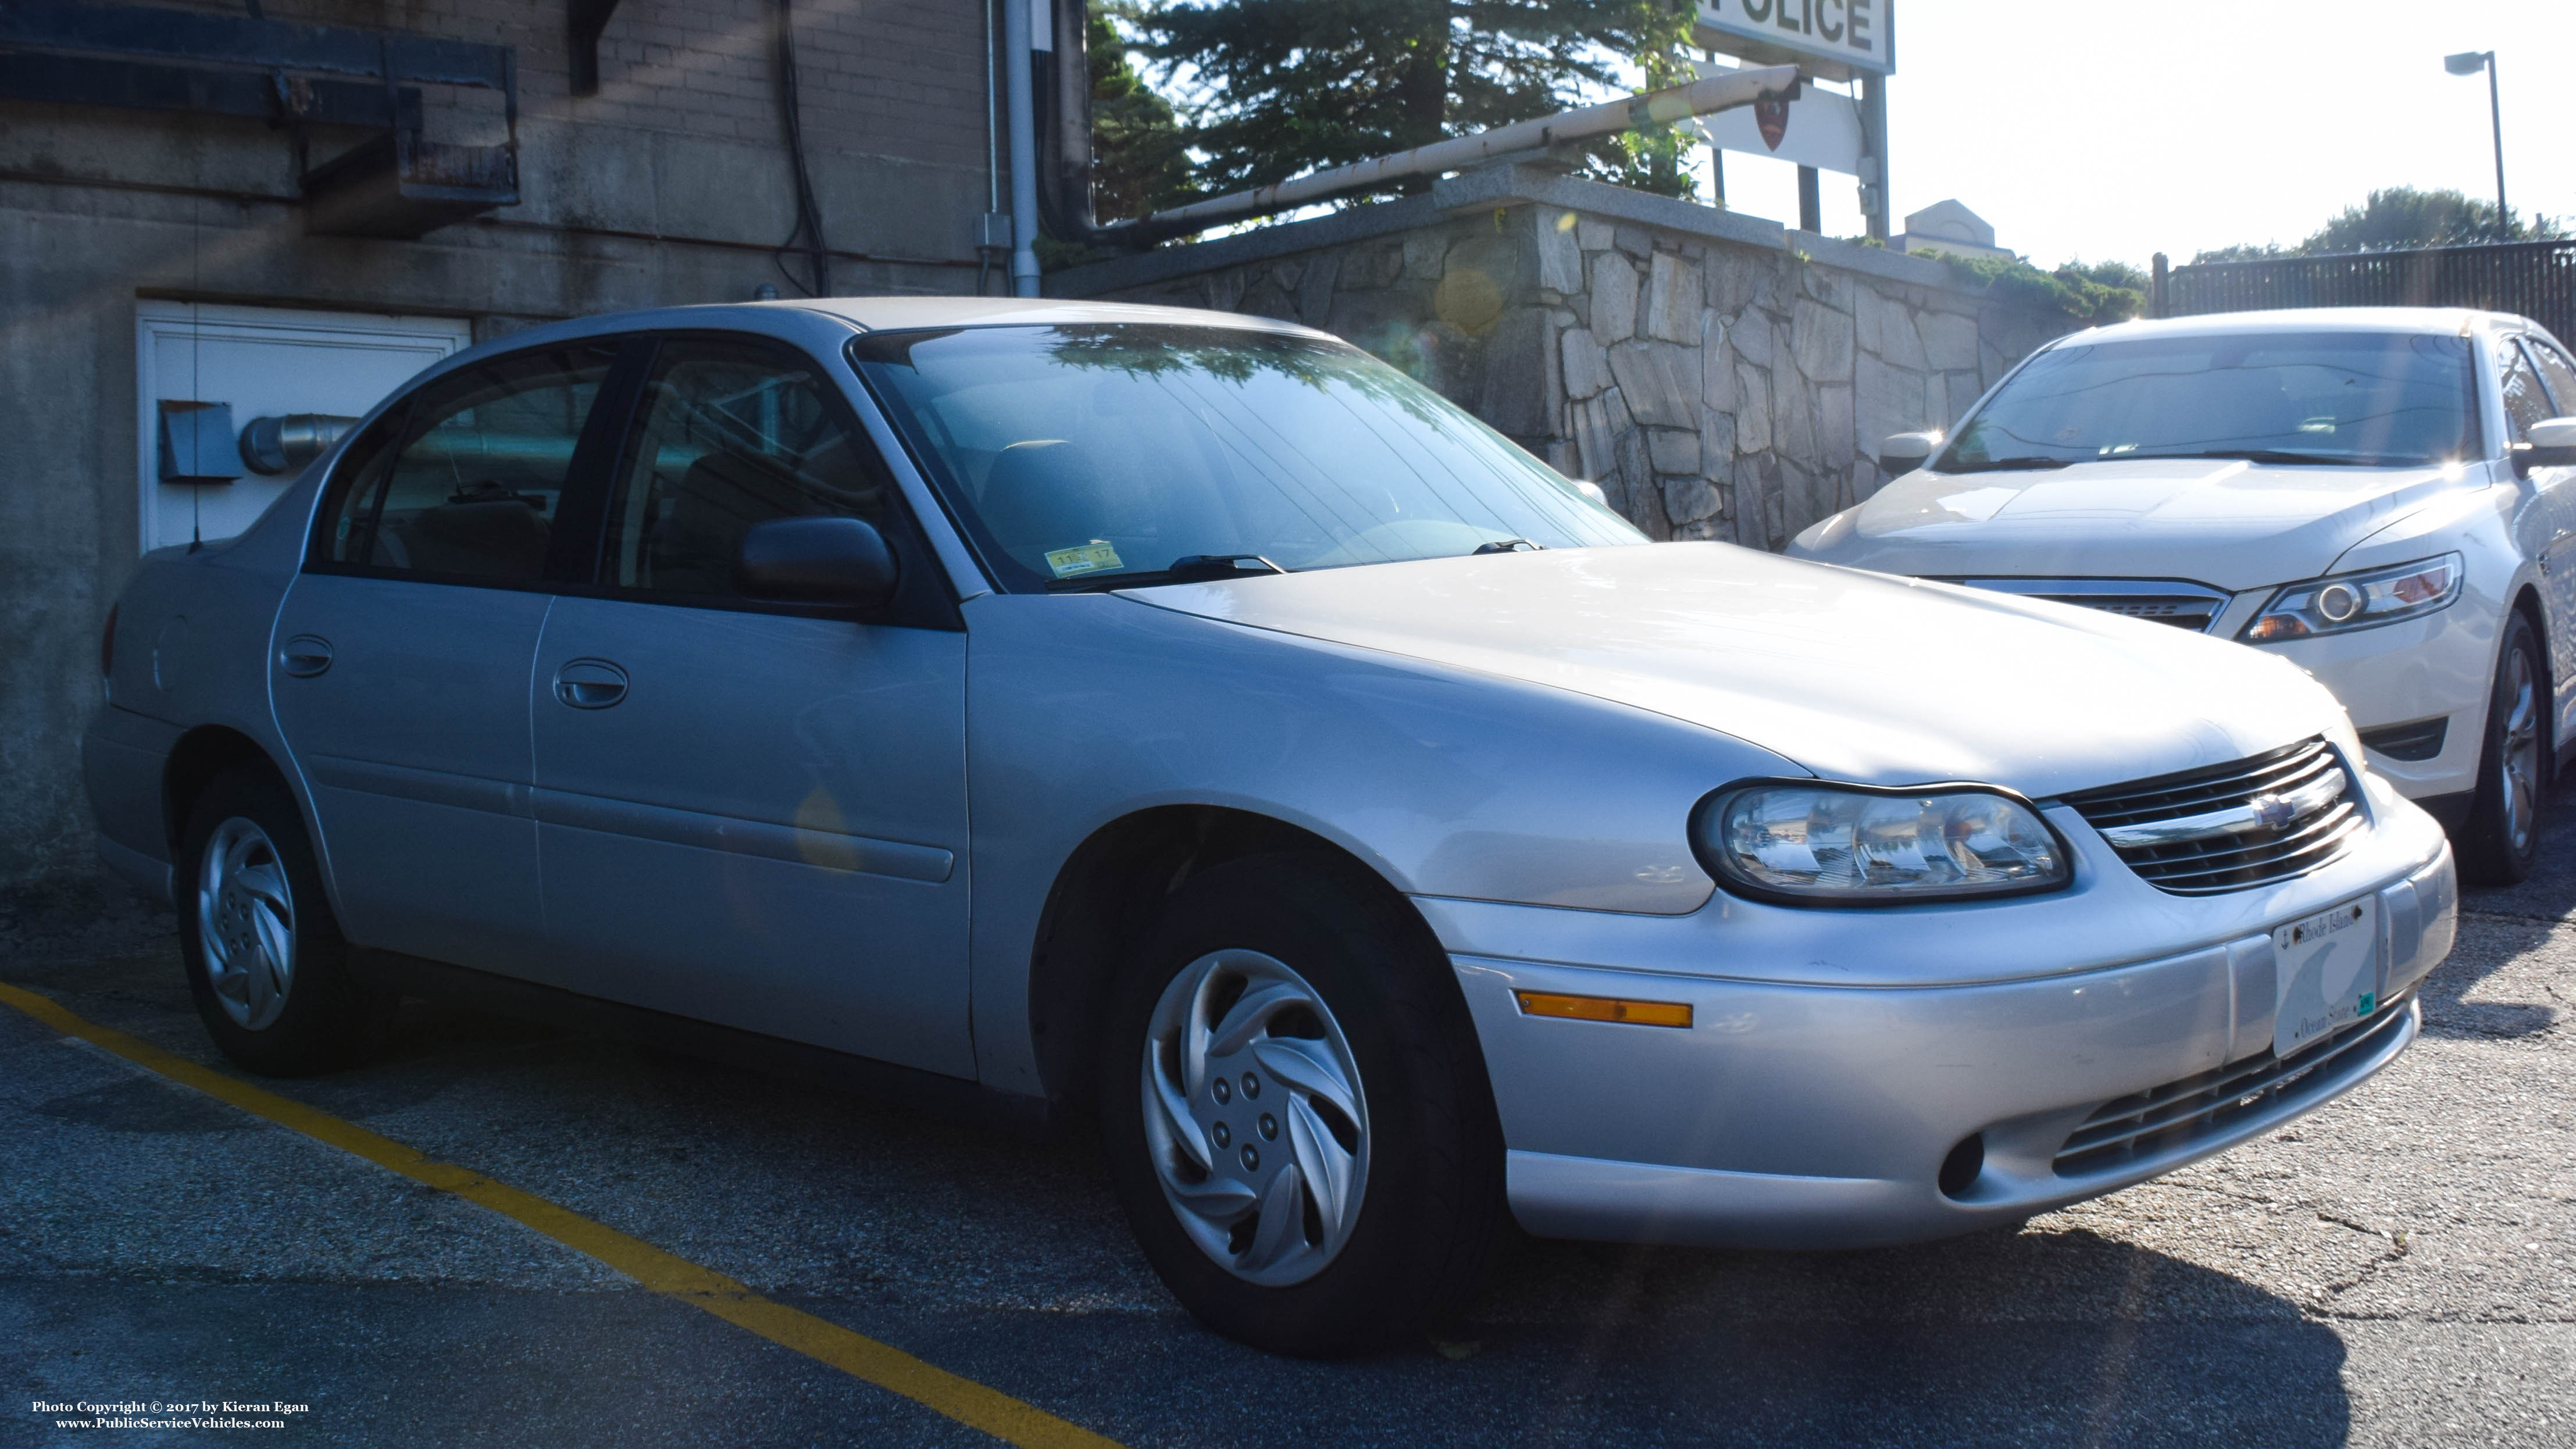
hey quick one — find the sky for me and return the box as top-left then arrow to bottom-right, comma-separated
1704,0 -> 2576,269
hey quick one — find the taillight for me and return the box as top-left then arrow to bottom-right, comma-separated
101,602 -> 118,678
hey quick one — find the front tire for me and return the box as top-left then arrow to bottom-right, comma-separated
2459,609 -> 2546,884
177,767 -> 391,1075
1098,853 -> 1504,1357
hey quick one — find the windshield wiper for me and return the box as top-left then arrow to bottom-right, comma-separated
1471,538 -> 1543,555
1937,456 -> 2074,474
2122,448 -> 2393,467
1044,554 -> 1285,593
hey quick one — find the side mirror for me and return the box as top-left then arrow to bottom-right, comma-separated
735,516 -> 900,610
1878,430 -> 1942,475
2517,417 -> 2576,476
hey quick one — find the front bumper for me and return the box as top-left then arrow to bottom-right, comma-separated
2254,604 -> 2495,803
1432,801 -> 2456,1250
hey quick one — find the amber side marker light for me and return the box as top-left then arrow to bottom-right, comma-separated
1514,990 -> 1693,1028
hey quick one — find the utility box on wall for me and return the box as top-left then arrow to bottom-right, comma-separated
135,302 -> 472,553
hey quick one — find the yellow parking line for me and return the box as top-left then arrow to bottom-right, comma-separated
0,980 -> 1125,1449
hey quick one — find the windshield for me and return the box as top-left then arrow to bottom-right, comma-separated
848,323 -> 1643,591
1937,330 -> 2479,472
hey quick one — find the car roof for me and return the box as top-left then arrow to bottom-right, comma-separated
784,295 -> 1330,336
2060,306 -> 2535,346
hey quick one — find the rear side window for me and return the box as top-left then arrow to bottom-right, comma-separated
317,342 -> 618,581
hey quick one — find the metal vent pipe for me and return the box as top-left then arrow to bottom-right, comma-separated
1036,0 -> 1798,253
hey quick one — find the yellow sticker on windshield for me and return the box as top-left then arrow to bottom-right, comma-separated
1045,541 -> 1123,578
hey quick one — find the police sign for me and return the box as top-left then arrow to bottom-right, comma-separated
1694,0 -> 1893,77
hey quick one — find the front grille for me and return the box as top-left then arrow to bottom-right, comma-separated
1946,577 -> 2229,633
2054,994 -> 2412,1176
2063,738 -> 2364,895
2359,716 -> 2449,762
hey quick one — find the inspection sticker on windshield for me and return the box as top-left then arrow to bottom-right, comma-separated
1044,541 -> 1123,579
2274,895 -> 2378,1059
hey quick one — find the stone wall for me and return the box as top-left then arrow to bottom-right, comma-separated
1053,165 -> 2077,550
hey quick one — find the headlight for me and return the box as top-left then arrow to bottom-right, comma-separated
2240,553 -> 2463,642
1692,783 -> 2071,905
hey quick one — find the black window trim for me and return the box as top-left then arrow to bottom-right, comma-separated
302,328 -> 965,632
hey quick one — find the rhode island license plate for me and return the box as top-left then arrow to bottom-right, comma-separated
2274,894 -> 2379,1059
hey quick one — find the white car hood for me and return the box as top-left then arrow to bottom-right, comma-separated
1122,543 -> 2347,800
1795,457 -> 2464,590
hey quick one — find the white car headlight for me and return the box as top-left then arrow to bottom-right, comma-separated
2240,552 -> 2463,643
1692,784 -> 2072,905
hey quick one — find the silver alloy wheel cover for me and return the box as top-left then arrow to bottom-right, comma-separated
2501,636 -> 2541,856
197,816 -> 297,1031
1141,949 -> 1371,1286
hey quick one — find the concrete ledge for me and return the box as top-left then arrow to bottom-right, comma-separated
1047,193 -> 1446,297
1049,163 -> 1983,303
1435,165 -> 1790,254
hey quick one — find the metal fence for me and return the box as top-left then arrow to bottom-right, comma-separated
2154,240 -> 2576,344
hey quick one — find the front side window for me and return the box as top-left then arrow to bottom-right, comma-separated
849,323 -> 1642,592
318,342 -> 618,580
602,339 -> 897,598
2500,338 -> 2554,445
2516,338 -> 2576,426
1939,330 -> 2479,472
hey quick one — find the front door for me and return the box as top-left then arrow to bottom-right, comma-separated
273,340 -> 622,975
530,336 -> 974,1076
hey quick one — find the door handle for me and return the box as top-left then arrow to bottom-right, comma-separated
278,634 -> 333,678
552,658 -> 629,709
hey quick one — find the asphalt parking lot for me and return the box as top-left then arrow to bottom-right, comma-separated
3,813 -> 2570,1448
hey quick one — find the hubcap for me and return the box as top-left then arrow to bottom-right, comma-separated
1141,950 -> 1369,1286
197,817 -> 295,1030
2500,641 -> 2540,856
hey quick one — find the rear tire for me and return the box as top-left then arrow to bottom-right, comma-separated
176,767 -> 392,1075
1098,852 -> 1504,1357
2459,609 -> 2546,885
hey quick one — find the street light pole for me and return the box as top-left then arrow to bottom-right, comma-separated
2445,50 -> 2507,237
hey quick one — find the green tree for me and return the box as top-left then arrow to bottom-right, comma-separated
2193,188 -> 2567,263
1929,254 -> 2147,324
1125,0 -> 1699,202
2304,187 -> 2564,252
1088,8 -> 1194,222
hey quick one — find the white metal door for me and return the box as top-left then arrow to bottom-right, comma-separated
135,302 -> 470,553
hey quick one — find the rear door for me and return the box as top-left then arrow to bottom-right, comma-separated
529,334 -> 975,1075
272,340 -> 625,976
2505,335 -> 2576,726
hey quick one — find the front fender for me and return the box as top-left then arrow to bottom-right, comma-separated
960,592 -> 1804,1095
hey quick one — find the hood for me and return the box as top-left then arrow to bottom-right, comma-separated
1793,457 -> 2468,591
1119,544 -> 2349,801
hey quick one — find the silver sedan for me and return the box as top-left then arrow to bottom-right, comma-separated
85,298 -> 2455,1356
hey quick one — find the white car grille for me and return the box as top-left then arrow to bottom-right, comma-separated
2061,738 -> 2364,895
1945,577 -> 2231,634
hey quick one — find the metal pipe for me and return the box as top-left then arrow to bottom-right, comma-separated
1140,65 -> 1799,234
1002,0 -> 1040,295
2485,55 -> 2507,234
983,0 -> 1000,215
238,413 -> 356,475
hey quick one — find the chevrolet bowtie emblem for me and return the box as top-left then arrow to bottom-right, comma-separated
2249,793 -> 2299,830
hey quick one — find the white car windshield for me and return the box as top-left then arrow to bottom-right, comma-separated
849,323 -> 1643,591
1937,330 -> 2479,473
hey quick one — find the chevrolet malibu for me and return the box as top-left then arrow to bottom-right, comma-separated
85,298 -> 2456,1357
1793,308 -> 2576,884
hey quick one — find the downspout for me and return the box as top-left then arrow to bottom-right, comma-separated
1002,0 -> 1042,295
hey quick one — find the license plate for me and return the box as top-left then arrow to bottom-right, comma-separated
2274,895 -> 2379,1059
